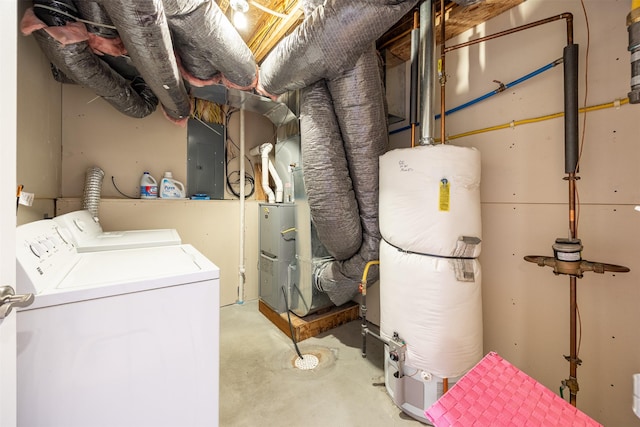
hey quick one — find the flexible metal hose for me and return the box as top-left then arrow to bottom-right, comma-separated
82,166 -> 104,220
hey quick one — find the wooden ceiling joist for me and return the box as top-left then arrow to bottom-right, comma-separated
221,0 -> 524,67
379,0 -> 525,62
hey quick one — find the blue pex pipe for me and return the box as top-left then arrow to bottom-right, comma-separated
435,57 -> 563,119
389,58 -> 563,136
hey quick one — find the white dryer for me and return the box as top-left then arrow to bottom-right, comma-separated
16,219 -> 219,427
53,209 -> 181,252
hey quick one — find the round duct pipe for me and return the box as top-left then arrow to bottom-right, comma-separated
82,166 -> 104,221
451,0 -> 484,6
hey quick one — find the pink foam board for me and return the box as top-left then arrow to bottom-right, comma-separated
425,352 -> 602,426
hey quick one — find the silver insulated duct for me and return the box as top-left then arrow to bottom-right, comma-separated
293,0 -> 398,305
22,0 -> 256,121
259,0 -> 419,96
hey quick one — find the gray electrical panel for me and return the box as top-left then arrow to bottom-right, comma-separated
187,119 -> 225,199
258,203 -> 296,313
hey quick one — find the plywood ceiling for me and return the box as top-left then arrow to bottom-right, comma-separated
219,0 -> 525,64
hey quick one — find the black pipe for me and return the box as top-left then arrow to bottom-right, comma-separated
33,0 -> 78,26
563,44 -> 579,174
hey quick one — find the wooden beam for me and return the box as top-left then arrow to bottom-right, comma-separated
381,0 -> 525,62
258,299 -> 360,342
217,0 -> 229,14
249,4 -> 303,63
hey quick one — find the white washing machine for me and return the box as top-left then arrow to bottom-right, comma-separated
16,219 -> 219,427
53,209 -> 181,252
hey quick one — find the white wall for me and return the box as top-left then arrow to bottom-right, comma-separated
55,84 -> 275,307
389,1 -> 640,425
16,0 -> 61,224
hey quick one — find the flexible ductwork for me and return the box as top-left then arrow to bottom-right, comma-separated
315,45 -> 387,304
163,0 -> 257,89
300,81 -> 362,261
259,0 -> 419,96
82,166 -> 105,220
21,6 -> 158,119
93,0 -> 191,121
72,2 -> 147,84
295,0 -> 389,305
74,1 -> 117,38
24,0 -> 257,122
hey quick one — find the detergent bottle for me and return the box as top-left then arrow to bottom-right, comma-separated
159,172 -> 186,199
140,172 -> 158,199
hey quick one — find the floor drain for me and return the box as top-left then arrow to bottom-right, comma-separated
294,354 -> 319,370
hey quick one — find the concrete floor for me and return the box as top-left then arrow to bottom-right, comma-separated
220,299 -> 424,426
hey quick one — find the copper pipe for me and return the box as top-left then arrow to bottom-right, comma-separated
568,172 -> 578,406
411,124 -> 416,148
439,0 -> 446,145
434,6 -> 578,406
569,276 -> 577,406
443,377 -> 449,394
569,174 -> 577,238
445,13 -> 574,53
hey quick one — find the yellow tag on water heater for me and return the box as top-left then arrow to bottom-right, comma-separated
439,178 -> 450,212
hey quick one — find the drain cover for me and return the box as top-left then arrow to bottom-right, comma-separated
294,354 -> 319,370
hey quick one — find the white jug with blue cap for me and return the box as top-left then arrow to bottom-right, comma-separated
159,172 -> 186,199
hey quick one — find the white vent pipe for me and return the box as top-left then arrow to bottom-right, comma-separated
250,142 -> 283,203
268,160 -> 283,203
238,108 -> 246,305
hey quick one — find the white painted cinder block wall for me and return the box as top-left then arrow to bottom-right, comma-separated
15,0 -> 640,425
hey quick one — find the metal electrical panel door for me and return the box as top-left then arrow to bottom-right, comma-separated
258,203 -> 296,313
187,119 -> 225,199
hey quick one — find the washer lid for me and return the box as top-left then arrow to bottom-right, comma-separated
74,229 -> 182,252
24,244 -> 219,310
53,210 -> 182,251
